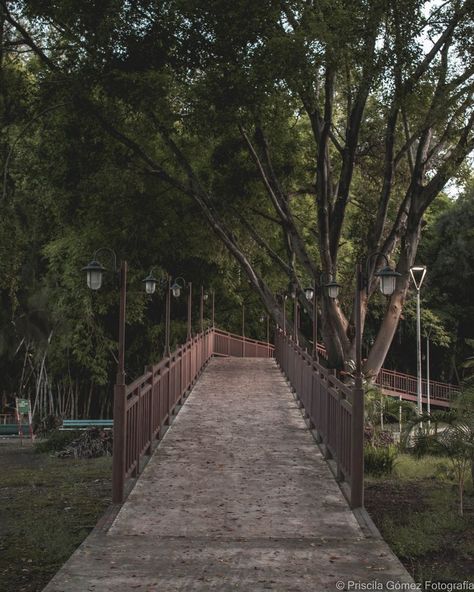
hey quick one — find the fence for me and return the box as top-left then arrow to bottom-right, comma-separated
274,330 -> 364,509
113,327 -> 274,503
375,367 -> 459,405
213,328 -> 274,358
316,343 -> 458,406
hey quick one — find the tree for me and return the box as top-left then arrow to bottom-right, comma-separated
1,0 -> 474,374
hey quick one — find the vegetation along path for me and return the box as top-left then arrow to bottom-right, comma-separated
43,357 -> 412,591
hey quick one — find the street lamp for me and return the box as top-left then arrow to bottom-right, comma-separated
325,279 -> 341,300
211,289 -> 215,328
260,313 -> 270,345
289,285 -> 300,344
349,252 -> 400,509
425,325 -> 433,424
410,265 -> 427,415
142,271 -> 159,295
82,259 -> 106,290
200,287 -> 209,333
165,276 -> 188,355
281,293 -> 288,335
83,248 -> 152,504
82,248 -> 125,384
304,285 -> 318,360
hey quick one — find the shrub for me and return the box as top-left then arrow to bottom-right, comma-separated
365,445 -> 398,476
35,430 -> 81,453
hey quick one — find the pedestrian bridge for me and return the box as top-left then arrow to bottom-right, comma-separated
43,333 -> 413,591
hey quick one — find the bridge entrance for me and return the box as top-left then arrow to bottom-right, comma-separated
43,355 -> 412,591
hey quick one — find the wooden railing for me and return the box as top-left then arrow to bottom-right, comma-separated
375,367 -> 459,404
316,342 -> 458,406
274,330 -> 363,509
114,327 -> 275,502
123,329 -> 214,484
213,328 -> 274,358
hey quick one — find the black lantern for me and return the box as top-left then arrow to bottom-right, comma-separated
304,287 -> 315,301
325,280 -> 341,300
375,265 -> 401,296
82,260 -> 106,291
142,272 -> 159,295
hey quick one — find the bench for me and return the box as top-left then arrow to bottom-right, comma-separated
0,424 -> 31,436
60,419 -> 114,431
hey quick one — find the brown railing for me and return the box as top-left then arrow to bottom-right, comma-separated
375,367 -> 459,404
123,329 -> 214,484
274,330 -> 364,509
213,328 -> 274,358
316,343 -> 458,406
113,327 -> 274,502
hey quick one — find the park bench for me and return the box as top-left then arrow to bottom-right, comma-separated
0,424 -> 31,436
60,419 -> 113,431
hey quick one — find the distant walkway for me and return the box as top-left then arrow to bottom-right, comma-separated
44,358 -> 411,591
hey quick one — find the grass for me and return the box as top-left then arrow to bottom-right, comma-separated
393,454 -> 459,481
365,453 -> 474,586
0,439 -> 112,592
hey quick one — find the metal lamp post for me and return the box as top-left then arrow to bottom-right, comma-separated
166,276 -> 187,357
82,249 -> 128,385
327,252 -> 400,508
410,265 -> 427,415
304,285 -> 318,360
260,314 -> 270,344
187,282 -> 192,340
290,286 -> 299,344
83,249 -> 158,504
425,326 -> 433,424
200,287 -> 209,333
211,289 -> 215,328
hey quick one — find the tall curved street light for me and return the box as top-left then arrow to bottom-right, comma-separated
410,265 -> 427,415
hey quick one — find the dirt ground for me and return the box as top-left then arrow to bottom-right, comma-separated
365,479 -> 474,585
0,437 -> 112,592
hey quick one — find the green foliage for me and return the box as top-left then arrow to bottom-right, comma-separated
381,499 -> 466,560
393,454 -> 456,482
364,445 -> 398,477
34,430 -> 81,453
0,1 -> 473,413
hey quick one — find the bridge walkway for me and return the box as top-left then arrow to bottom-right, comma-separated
44,357 -> 411,591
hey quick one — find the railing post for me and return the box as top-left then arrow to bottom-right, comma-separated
146,365 -> 154,455
112,261 -> 127,504
350,377 -> 364,509
112,383 -> 126,503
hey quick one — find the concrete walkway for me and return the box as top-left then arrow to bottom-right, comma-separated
44,358 -> 412,591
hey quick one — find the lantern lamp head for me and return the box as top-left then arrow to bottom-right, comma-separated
325,280 -> 341,300
376,266 -> 401,296
82,260 -> 106,291
171,282 -> 181,298
304,287 -> 315,301
142,272 -> 158,295
203,291 -> 209,301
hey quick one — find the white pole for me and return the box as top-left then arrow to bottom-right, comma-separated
416,288 -> 423,415
399,393 -> 402,439
426,336 -> 431,426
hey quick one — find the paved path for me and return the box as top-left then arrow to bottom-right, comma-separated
44,358 -> 412,591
